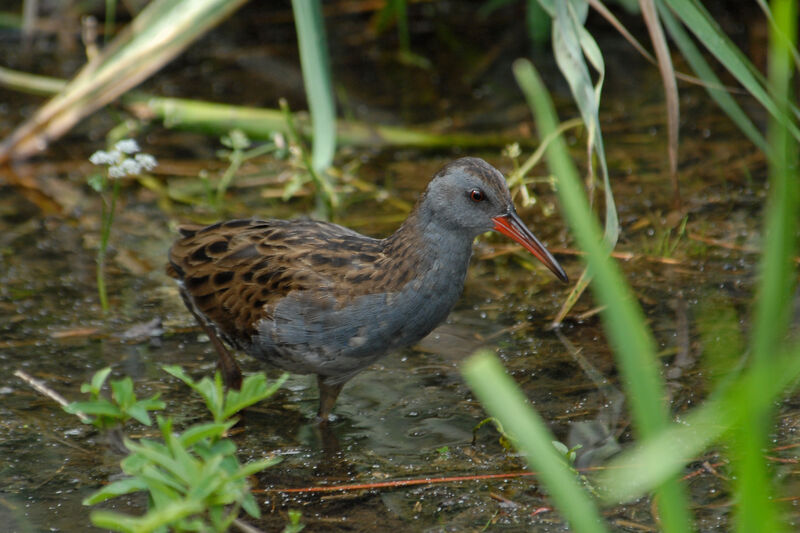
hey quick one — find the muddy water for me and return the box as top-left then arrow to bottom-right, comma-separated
1,3 -> 798,532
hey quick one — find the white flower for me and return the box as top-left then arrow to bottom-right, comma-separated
114,139 -> 140,154
89,150 -> 119,166
90,140 -> 155,176
108,165 -> 126,178
121,158 -> 143,176
108,158 -> 143,178
134,153 -> 158,171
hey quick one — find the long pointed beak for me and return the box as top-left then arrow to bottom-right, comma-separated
492,210 -> 569,283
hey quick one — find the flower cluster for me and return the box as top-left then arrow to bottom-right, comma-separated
89,139 -> 157,178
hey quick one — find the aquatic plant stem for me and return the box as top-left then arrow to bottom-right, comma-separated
215,145 -> 243,206
292,0 -> 336,173
735,1 -> 798,531
279,98 -> 336,217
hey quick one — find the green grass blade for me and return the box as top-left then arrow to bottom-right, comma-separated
463,351 -> 608,533
657,2 -> 771,155
735,2 -> 798,531
515,58 -> 693,531
525,2 -> 620,322
292,0 -> 336,173
83,477 -> 148,506
598,342 -> 800,503
548,2 -> 618,246
749,0 -> 799,372
664,0 -> 800,143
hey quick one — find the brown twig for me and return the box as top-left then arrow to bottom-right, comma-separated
689,232 -> 800,264
259,471 -> 538,494
13,369 -> 91,423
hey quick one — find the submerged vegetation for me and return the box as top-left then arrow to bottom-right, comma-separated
64,366 -> 288,532
0,0 -> 798,531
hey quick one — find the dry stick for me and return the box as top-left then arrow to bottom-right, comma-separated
640,0 -> 681,210
612,518 -> 659,532
231,519 -> 266,533
13,369 -> 91,423
688,232 -> 800,264
265,454 -> 798,496
258,472 -> 538,494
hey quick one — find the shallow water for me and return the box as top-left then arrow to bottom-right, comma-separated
1,3 -> 798,532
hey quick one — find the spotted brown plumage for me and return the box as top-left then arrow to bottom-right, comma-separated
167,157 -> 568,420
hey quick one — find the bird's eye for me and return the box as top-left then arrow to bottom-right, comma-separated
469,189 -> 485,202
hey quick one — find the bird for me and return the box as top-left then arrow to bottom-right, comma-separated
167,157 -> 568,421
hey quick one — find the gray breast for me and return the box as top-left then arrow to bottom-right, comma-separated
250,251 -> 471,381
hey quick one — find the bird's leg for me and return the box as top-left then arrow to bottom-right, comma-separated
195,318 -> 242,390
317,376 -> 344,422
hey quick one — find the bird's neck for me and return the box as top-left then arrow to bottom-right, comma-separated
384,202 -> 475,281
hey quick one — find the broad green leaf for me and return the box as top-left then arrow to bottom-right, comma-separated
162,364 -> 192,384
179,421 -> 235,448
125,404 -> 152,426
90,499 -> 204,532
136,464 -> 186,497
65,400 -> 122,418
241,490 -> 261,518
234,456 -> 282,479
83,477 -> 148,505
125,440 -> 190,482
223,372 -> 288,419
187,454 -> 227,501
88,367 -> 113,395
111,377 -> 135,407
163,366 -> 225,421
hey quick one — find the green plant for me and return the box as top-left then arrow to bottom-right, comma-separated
85,415 -> 278,532
278,98 -> 338,218
88,139 -> 157,313
551,440 -> 581,466
463,6 -> 799,528
82,367 -> 288,532
205,128 -> 284,210
162,365 -> 288,424
64,367 -> 165,431
292,0 -> 337,186
641,214 -> 689,258
282,509 -> 305,533
472,416 -> 516,450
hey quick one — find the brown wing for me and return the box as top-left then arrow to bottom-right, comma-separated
167,218 -> 415,342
